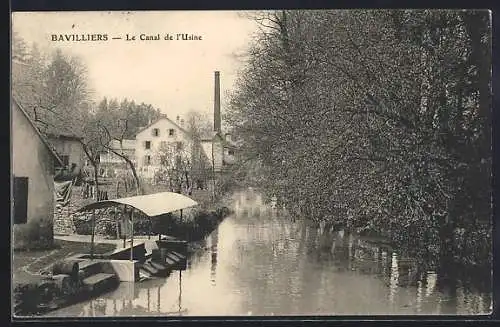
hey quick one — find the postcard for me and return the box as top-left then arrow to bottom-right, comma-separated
11,10 -> 493,318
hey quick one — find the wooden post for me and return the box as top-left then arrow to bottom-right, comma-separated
178,270 -> 182,313
147,288 -> 150,311
123,205 -> 127,248
115,207 -> 120,240
148,217 -> 152,240
130,209 -> 134,262
90,208 -> 96,260
157,286 -> 161,313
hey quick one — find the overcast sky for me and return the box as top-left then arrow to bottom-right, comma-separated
12,11 -> 258,121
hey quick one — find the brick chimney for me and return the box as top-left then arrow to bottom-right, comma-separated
214,71 -> 221,133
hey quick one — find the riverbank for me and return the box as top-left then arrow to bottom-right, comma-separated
43,192 -> 493,316
13,203 -> 233,317
12,240 -> 117,316
293,218 -> 493,295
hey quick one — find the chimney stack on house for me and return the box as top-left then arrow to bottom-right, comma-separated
214,71 -> 221,133
180,118 -> 185,128
176,115 -> 180,125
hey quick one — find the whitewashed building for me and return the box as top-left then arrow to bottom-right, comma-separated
12,96 -> 63,249
46,133 -> 86,174
135,115 -> 199,179
100,139 -> 137,167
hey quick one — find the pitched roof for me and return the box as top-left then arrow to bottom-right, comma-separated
46,132 -> 83,140
135,115 -> 190,138
200,130 -> 219,142
200,131 -> 237,148
12,96 -> 64,166
108,139 -> 136,150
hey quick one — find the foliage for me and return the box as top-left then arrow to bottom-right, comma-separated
12,38 -> 164,199
93,97 -> 161,140
12,46 -> 90,138
227,10 -> 491,270
13,216 -> 55,250
152,112 -> 212,195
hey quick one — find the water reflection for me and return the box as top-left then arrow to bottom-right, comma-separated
210,229 -> 218,286
48,189 -> 492,317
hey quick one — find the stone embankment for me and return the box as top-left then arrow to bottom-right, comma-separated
54,185 -> 121,238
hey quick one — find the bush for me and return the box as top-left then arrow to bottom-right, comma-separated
452,224 -> 491,268
14,283 -> 41,315
13,280 -> 61,316
96,219 -> 117,238
151,214 -> 175,235
72,214 -> 93,235
13,217 -> 54,250
133,215 -> 154,235
167,206 -> 231,242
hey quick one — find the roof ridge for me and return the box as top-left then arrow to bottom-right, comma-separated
12,96 -> 64,166
135,116 -> 191,138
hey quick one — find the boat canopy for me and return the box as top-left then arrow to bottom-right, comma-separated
76,192 -> 198,217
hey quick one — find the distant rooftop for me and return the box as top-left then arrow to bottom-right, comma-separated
46,132 -> 83,140
109,139 -> 136,150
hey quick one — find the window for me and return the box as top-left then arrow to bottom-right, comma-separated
13,176 -> 28,224
176,142 -> 183,151
169,129 -> 175,137
152,128 -> 160,137
144,155 -> 151,166
228,149 -> 234,156
145,141 -> 151,149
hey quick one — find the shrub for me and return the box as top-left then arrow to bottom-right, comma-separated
72,214 -> 93,235
96,219 -> 117,238
133,215 -> 154,235
13,217 -> 55,250
14,283 -> 41,315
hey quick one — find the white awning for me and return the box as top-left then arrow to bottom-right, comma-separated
76,192 -> 198,217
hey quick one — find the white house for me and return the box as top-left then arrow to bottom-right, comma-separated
135,115 -> 202,179
100,139 -> 137,167
12,96 -> 64,249
135,71 -> 237,180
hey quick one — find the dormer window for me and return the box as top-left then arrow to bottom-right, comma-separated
169,129 -> 175,136
152,128 -> 160,137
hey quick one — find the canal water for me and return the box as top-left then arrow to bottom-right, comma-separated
47,189 -> 492,317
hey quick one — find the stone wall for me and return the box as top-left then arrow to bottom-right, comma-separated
53,181 -> 213,238
54,184 -> 117,237
53,184 -> 151,238
53,185 -> 90,235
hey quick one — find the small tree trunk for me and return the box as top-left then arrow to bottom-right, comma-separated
115,207 -> 120,240
126,158 -> 142,196
90,209 -> 96,259
91,162 -> 100,259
